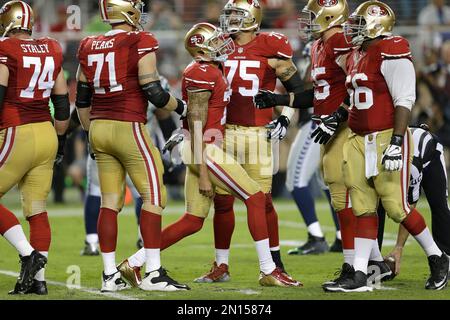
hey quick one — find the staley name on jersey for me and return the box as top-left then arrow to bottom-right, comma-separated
20,43 -> 50,54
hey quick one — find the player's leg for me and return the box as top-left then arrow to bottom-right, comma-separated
121,122 -> 188,291
82,155 -> 101,256
15,122 -> 57,294
375,130 -> 448,290
421,148 -> 450,255
322,186 -> 342,252
126,175 -> 143,248
286,122 -> 328,255
90,120 -> 129,292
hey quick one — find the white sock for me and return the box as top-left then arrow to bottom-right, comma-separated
413,227 -> 442,257
343,249 -> 354,265
255,238 -> 276,275
270,246 -> 280,251
145,249 -> 161,273
307,222 -> 324,238
34,252 -> 48,281
369,240 -> 384,262
128,248 -> 146,268
354,237 -> 376,274
336,230 -> 342,240
101,252 -> 117,276
86,233 -> 98,244
215,249 -> 230,266
3,225 -> 33,257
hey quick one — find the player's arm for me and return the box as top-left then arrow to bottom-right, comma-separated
50,68 -> 71,165
385,220 -> 410,276
0,64 -> 9,113
138,53 -> 186,117
187,88 -> 213,199
381,58 -> 416,171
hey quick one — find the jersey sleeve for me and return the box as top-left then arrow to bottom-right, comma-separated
0,39 -> 11,66
263,32 -> 294,59
138,32 -> 159,56
76,37 -> 90,61
330,32 -> 353,59
380,36 -> 412,60
183,65 -> 217,92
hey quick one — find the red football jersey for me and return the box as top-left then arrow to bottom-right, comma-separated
346,36 -> 412,135
224,32 -> 293,127
310,32 -> 352,116
182,61 -> 230,144
77,30 -> 159,123
0,37 -> 63,129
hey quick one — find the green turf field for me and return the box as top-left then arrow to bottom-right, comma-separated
0,188 -> 449,300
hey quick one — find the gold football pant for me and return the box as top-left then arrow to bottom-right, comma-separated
182,141 -> 261,218
0,122 -> 57,218
216,124 -> 273,195
90,120 -> 166,214
343,128 -> 413,223
320,124 -> 351,212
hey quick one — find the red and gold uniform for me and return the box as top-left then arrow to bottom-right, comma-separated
0,37 -> 62,217
311,31 -> 353,212
181,61 -> 261,218
218,32 -> 293,194
343,36 -> 414,222
77,29 -> 166,213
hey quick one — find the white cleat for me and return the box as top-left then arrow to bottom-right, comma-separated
101,271 -> 131,292
139,267 -> 190,292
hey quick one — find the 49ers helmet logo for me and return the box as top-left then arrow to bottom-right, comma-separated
367,5 -> 388,17
188,34 -> 205,47
0,4 -> 11,15
317,0 -> 338,7
232,0 -> 261,8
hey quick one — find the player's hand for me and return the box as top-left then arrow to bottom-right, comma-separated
266,115 -> 290,140
54,134 -> 66,166
310,114 -> 339,144
254,90 -> 283,109
382,135 -> 403,171
163,132 -> 184,153
384,246 -> 403,276
199,174 -> 214,199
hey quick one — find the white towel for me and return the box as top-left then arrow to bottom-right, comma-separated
365,132 -> 379,179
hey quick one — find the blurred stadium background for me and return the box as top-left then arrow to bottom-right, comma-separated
10,0 -> 450,204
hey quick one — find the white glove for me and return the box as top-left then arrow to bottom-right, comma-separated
381,135 -> 404,171
266,115 -> 290,140
162,132 -> 184,153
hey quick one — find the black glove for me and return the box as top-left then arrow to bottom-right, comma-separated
311,106 -> 348,144
54,134 -> 66,166
266,115 -> 290,140
254,90 -> 289,109
85,131 -> 95,160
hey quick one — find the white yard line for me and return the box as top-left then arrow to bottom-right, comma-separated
0,270 -> 140,300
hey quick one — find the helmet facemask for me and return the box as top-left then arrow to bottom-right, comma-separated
199,29 -> 235,62
298,10 -> 322,41
344,14 -> 367,46
219,8 -> 255,34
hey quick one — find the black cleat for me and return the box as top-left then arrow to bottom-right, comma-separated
368,260 -> 393,284
9,279 -> 48,295
324,270 -> 373,293
288,233 -> 329,255
329,238 -> 342,253
80,241 -> 99,256
322,263 -> 354,288
425,254 -> 449,290
139,267 -> 191,291
10,251 -> 47,294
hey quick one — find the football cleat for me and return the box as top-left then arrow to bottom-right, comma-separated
80,241 -> 100,256
117,259 -> 142,287
194,262 -> 230,283
322,263 -> 355,288
288,233 -> 329,255
10,251 -> 47,294
324,270 -> 373,293
101,271 -> 130,292
139,267 -> 190,291
259,267 -> 303,287
367,260 -> 393,284
425,254 -> 449,290
9,279 -> 48,295
329,238 -> 342,253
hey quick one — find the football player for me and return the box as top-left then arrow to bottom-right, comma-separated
193,0 -> 304,283
75,0 -> 188,292
255,0 -> 391,285
119,22 -> 302,288
324,1 -> 448,292
0,1 -> 70,295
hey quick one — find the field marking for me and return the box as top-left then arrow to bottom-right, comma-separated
0,270 -> 140,300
